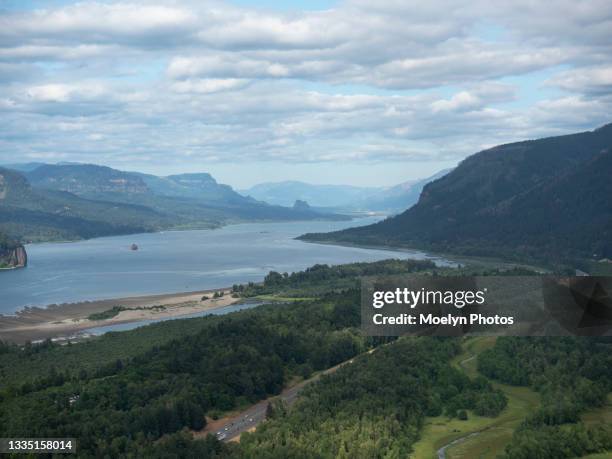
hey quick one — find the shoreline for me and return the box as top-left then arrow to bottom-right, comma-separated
297,238 -> 549,272
0,265 -> 26,271
0,287 -> 239,345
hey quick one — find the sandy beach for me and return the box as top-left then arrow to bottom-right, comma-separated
0,288 -> 240,344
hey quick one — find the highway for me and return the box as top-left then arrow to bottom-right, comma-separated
211,358 -> 354,442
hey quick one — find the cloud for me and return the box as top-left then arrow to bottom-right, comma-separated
430,83 -> 516,113
6,82 -> 123,116
195,8 -> 348,50
166,55 -> 296,79
26,83 -> 109,102
0,3 -> 197,46
1,1 -> 598,88
0,62 -> 37,83
0,0 -> 611,173
550,66 -> 612,97
0,44 -> 120,61
169,78 -> 250,93
26,84 -> 74,102
431,91 -> 482,113
529,96 -> 612,130
365,44 -> 569,89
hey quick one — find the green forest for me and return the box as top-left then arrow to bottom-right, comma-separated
238,337 -> 507,458
1,260 -> 611,458
0,232 -> 20,251
479,337 -> 612,458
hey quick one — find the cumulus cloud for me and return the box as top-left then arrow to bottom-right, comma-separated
550,66 -> 612,97
0,0 -> 611,173
169,78 -> 250,94
0,3 -> 197,46
0,44 -> 120,61
26,83 -> 108,102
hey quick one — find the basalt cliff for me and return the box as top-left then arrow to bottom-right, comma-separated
0,234 -> 27,269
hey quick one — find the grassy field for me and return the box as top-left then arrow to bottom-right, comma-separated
582,393 -> 612,423
410,337 -> 541,459
443,384 -> 540,459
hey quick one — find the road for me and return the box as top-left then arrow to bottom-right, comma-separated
208,358 -> 355,442
436,432 -> 481,459
436,344 -> 485,458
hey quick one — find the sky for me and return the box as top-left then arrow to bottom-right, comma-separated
0,0 -> 611,188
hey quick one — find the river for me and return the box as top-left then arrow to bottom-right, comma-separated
0,217 -> 452,314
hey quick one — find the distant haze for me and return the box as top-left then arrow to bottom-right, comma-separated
241,169 -> 451,211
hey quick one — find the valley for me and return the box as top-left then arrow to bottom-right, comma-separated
2,2 -> 611,457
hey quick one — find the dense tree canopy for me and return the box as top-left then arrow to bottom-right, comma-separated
479,337 -> 612,459
1,260 -> 610,458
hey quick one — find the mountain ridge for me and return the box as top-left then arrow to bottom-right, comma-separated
300,123 -> 612,264
0,164 -> 348,242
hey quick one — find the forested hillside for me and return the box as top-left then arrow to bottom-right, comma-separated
301,124 -> 612,264
0,164 -> 346,242
239,338 -> 506,458
0,167 -> 163,241
0,259 -> 434,457
0,232 -> 20,252
3,259 -> 609,457
0,292 -> 367,456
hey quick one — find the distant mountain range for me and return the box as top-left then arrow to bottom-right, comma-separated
240,169 -> 451,213
358,169 -> 452,212
300,123 -> 612,264
0,164 -> 347,242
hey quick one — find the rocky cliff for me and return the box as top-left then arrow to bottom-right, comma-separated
0,237 -> 27,269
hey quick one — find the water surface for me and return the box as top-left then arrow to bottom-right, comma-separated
83,301 -> 265,336
0,218 -> 451,314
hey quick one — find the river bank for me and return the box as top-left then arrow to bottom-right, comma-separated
0,287 -> 238,344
